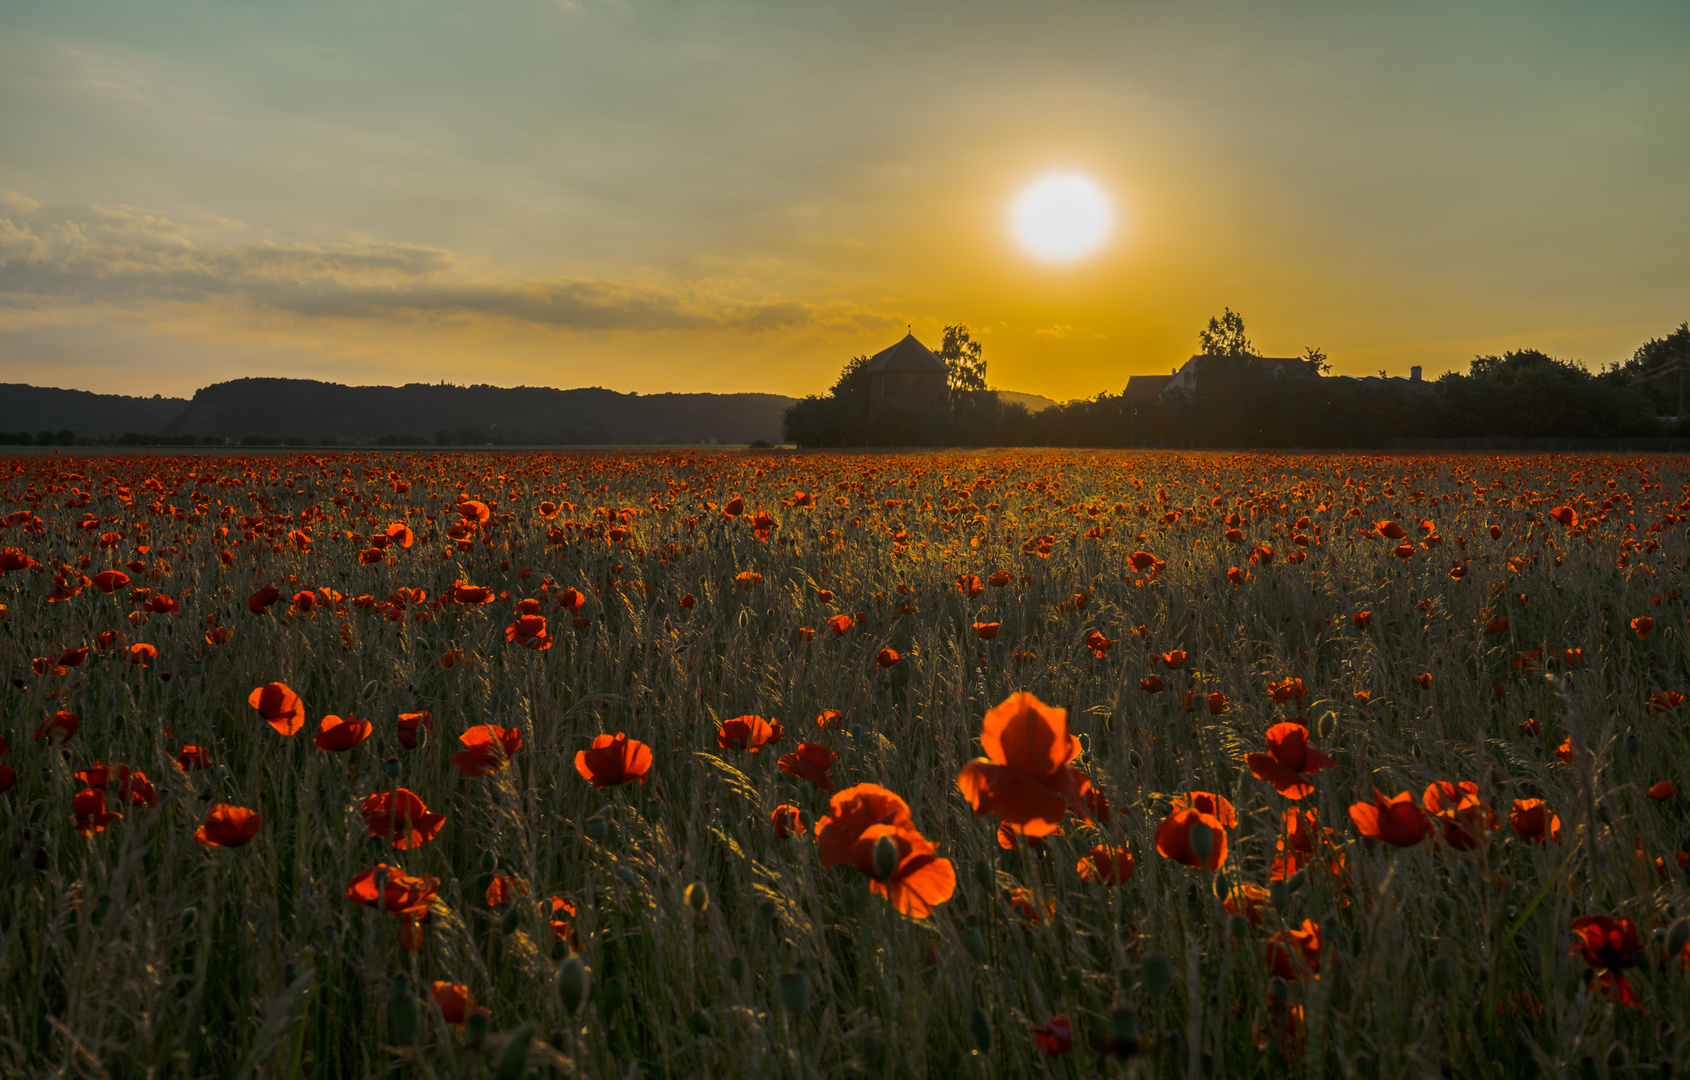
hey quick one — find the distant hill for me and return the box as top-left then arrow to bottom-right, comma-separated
164,378 -> 797,445
0,384 -> 189,435
996,390 -> 1059,413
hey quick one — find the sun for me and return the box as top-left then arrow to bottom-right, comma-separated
1009,174 -> 1113,262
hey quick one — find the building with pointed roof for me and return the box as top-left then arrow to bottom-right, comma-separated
867,333 -> 949,417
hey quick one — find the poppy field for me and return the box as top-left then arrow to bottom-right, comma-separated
2,446 -> 1689,1078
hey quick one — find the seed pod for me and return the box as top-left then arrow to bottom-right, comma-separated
494,1023 -> 534,1080
558,955 -> 588,1014
1139,951 -> 1173,1000
499,904 -> 520,935
1429,956 -> 1453,991
689,1009 -> 715,1036
1269,879 -> 1290,910
973,860 -> 994,891
962,928 -> 988,963
584,815 -> 610,842
776,971 -> 812,1014
685,881 -> 710,914
1317,712 -> 1337,740
642,800 -> 664,822
383,757 -> 401,778
1268,976 -> 1289,1003
465,1010 -> 489,1050
968,1007 -> 992,1053
479,850 -> 497,874
1624,734 -> 1642,756
871,834 -> 900,881
1666,917 -> 1690,958
1187,823 -> 1214,859
1127,749 -> 1143,770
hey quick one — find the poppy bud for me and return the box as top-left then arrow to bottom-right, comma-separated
584,815 -> 610,842
962,928 -> 988,963
1127,750 -> 1143,770
181,907 -> 198,930
499,904 -> 521,935
1624,734 -> 1641,756
756,898 -> 778,929
494,1022 -> 534,1080
689,1009 -> 714,1036
1268,976 -> 1289,1003
968,1007 -> 992,1053
1230,916 -> 1250,939
643,799 -> 664,822
559,955 -> 589,1014
1429,956 -> 1453,992
479,850 -> 497,874
465,1010 -> 489,1049
1187,822 -> 1214,859
973,861 -> 994,891
600,976 -> 627,1013
615,866 -> 637,885
1107,1007 -> 1139,1056
871,834 -> 900,881
1139,951 -> 1172,999
1269,880 -> 1290,910
1667,917 -> 1690,958
685,881 -> 710,914
776,971 -> 811,1014
1317,712 -> 1336,740
383,757 -> 401,778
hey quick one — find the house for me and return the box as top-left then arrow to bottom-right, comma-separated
1158,354 -> 1322,403
867,333 -> 949,417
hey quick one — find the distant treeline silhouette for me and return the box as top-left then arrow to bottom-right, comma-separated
784,318 -> 1688,449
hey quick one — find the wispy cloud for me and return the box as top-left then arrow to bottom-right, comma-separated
0,202 -> 891,334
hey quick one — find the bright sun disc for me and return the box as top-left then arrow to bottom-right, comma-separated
1010,174 -> 1112,262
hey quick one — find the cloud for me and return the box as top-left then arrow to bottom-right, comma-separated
0,203 -> 892,334
1034,324 -> 1080,339
0,192 -> 42,215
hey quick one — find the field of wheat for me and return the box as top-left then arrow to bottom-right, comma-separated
0,447 -> 1686,1079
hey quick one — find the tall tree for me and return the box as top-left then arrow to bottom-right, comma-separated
938,325 -> 988,392
1197,308 -> 1254,358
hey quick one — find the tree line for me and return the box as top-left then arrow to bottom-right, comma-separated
783,315 -> 1690,448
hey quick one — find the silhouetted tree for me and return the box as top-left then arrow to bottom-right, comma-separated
938,325 -> 987,392
1197,308 -> 1254,357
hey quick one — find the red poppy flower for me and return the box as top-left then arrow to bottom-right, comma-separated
1076,844 -> 1135,885
248,683 -> 306,736
1155,805 -> 1228,870
1160,649 -> 1186,669
1246,722 -> 1336,800
1569,915 -> 1644,1011
346,863 -> 439,916
1348,790 -> 1428,847
360,789 -> 446,849
195,804 -> 262,847
1631,616 -> 1654,640
397,711 -> 434,749
814,783 -> 955,918
1374,520 -> 1407,540
1265,919 -> 1323,981
1648,781 -> 1677,801
1139,676 -> 1165,693
1266,677 -> 1305,704
1483,617 -> 1510,635
573,732 -> 653,788
771,803 -> 806,839
247,586 -> 282,614
777,742 -> 836,791
93,569 -> 130,594
1422,781 -> 1497,850
431,982 -> 487,1028
816,709 -> 845,730
548,896 -> 577,945
1225,883 -> 1273,927
34,710 -> 79,743
1548,506 -> 1578,528
974,621 -> 1001,640
486,873 -> 526,907
876,647 -> 900,668
452,725 -> 523,776
957,574 -> 984,598
1031,1015 -> 1073,1056
504,614 -> 552,650
717,715 -> 781,752
956,692 -> 1090,838
1206,692 -> 1228,715
313,714 -> 373,753
1128,551 -> 1159,573
74,787 -> 121,835
988,570 -> 1012,587
828,614 -> 855,636
175,745 -> 211,771
1646,691 -> 1684,713
1509,798 -> 1561,843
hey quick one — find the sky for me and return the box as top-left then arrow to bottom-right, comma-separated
1,0 -> 1687,403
